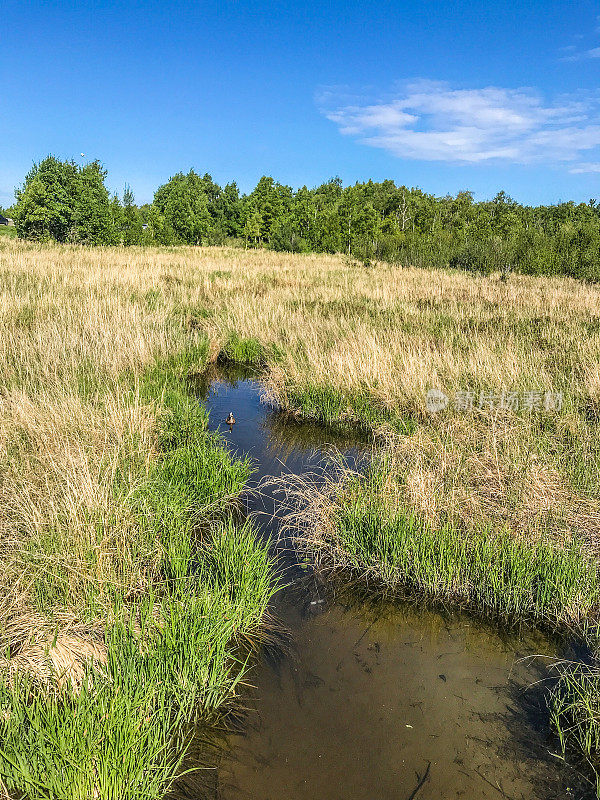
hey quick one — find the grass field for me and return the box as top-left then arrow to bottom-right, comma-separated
1,238 -> 600,794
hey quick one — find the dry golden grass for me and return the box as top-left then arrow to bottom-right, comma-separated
374,419 -> 600,553
0,238 -> 599,638
1,634 -> 107,692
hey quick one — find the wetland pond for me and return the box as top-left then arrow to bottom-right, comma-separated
180,366 -> 578,800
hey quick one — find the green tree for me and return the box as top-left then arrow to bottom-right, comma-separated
153,171 -> 214,244
218,182 -> 243,238
242,204 -> 261,248
110,192 -> 124,240
122,185 -> 143,245
73,161 -> 115,244
14,156 -> 116,244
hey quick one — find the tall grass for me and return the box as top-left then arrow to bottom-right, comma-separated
549,661 -> 600,796
278,383 -> 414,433
0,535 -> 275,800
0,670 -> 187,800
1,240 -> 600,563
0,346 -> 277,799
1,240 -> 600,793
219,332 -> 266,365
291,453 -> 600,627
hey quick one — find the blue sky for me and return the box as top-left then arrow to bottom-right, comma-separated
1,0 -> 600,206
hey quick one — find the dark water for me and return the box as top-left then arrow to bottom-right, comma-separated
182,366 -> 579,800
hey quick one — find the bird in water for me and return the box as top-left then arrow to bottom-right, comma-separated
226,412 -> 236,426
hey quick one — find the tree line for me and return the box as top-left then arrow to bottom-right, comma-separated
4,155 -> 600,280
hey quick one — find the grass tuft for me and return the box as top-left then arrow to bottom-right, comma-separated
549,661 -> 600,795
288,451 -> 600,627
219,332 -> 265,365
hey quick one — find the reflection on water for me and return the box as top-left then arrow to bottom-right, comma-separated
177,366 -> 580,800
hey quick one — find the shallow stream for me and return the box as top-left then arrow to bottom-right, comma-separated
182,366 -> 577,799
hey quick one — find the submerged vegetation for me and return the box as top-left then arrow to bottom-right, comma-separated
1,238 -> 600,793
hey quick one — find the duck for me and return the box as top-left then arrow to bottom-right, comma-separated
226,412 -> 236,425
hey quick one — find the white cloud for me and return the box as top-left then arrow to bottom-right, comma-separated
327,103 -> 417,136
319,80 -> 600,169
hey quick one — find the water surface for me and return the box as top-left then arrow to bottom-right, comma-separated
182,366 -> 577,800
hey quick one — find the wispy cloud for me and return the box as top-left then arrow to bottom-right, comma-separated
561,47 -> 600,61
570,162 -> 600,174
559,18 -> 600,60
318,80 -> 600,170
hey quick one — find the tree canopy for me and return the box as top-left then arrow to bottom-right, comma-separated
14,157 -> 115,244
10,156 -> 600,281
